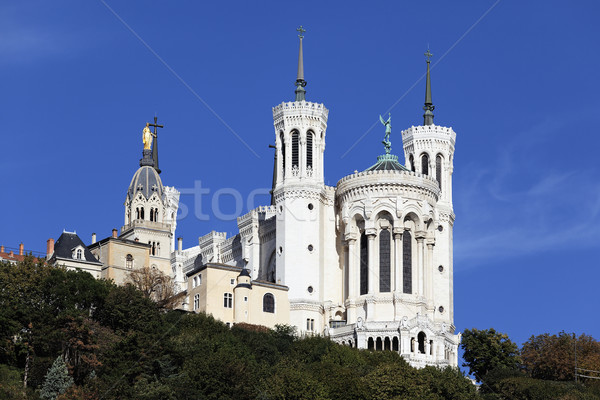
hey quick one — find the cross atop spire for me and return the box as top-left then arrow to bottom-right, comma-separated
148,116 -> 164,174
423,49 -> 435,125
295,26 -> 307,102
424,48 -> 433,62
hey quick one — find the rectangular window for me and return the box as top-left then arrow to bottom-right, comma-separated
223,293 -> 233,308
230,278 -> 235,285
194,294 -> 200,311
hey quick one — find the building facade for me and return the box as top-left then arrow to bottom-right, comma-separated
59,33 -> 461,368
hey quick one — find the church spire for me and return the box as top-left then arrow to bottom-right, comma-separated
423,48 -> 435,126
294,26 -> 307,102
148,117 -> 164,174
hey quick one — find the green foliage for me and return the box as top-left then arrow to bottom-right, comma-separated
39,357 -> 74,400
16,259 -> 595,399
461,327 -> 521,382
522,332 -> 600,382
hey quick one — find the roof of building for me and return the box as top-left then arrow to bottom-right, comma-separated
364,154 -> 410,172
53,231 -> 100,263
88,235 -> 151,249
127,165 -> 164,201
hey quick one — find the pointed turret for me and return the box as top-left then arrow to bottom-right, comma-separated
423,49 -> 435,126
294,26 -> 307,101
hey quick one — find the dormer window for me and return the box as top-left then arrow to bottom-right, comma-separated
72,246 -> 84,260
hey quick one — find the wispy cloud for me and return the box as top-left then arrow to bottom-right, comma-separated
454,114 -> 600,270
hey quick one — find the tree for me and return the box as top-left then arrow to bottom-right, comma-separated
126,266 -> 184,309
461,328 -> 521,382
522,331 -> 600,381
39,356 -> 74,400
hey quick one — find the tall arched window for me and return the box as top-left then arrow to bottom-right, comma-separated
360,232 -> 368,295
403,231 -> 412,294
194,294 -> 200,310
418,332 -> 426,354
149,208 -> 154,222
291,130 -> 299,169
421,153 -> 429,175
436,154 -> 442,189
306,131 -> 314,170
263,293 -> 275,313
126,254 -> 133,269
379,229 -> 391,292
140,207 -> 145,220
409,154 -> 415,172
280,132 -> 285,176
136,208 -> 140,219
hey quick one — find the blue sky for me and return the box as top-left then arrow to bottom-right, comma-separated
1,1 -> 599,350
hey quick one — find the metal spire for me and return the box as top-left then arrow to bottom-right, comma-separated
295,26 -> 307,101
423,48 -> 435,126
148,116 -> 164,173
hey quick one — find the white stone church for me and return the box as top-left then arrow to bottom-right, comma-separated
68,31 -> 460,368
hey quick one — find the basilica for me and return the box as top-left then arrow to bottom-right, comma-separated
50,30 -> 460,368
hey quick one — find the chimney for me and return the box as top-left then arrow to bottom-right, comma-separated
47,238 -> 55,258
0,245 -> 4,253
91,233 -> 97,244
178,237 -> 183,252
19,243 -> 24,256
112,229 -> 118,238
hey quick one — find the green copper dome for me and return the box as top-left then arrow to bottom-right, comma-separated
364,154 -> 409,172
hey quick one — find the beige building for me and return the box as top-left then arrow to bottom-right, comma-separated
186,261 -> 289,328
88,229 -> 152,284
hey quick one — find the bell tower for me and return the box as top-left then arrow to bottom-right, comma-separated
401,50 -> 457,322
272,27 -> 332,334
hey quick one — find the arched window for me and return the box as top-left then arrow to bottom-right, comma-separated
368,337 -> 375,351
436,154 -> 443,189
384,337 -> 391,351
126,254 -> 133,269
76,249 -> 82,260
194,294 -> 200,311
379,229 -> 391,292
306,131 -> 314,170
403,231 -> 412,294
392,337 -> 399,352
140,207 -> 145,220
360,232 -> 368,295
376,337 -> 383,351
421,153 -> 429,175
280,132 -> 285,175
136,207 -> 140,219
149,208 -> 154,222
409,154 -> 415,172
291,130 -> 299,169
418,332 -> 426,354
263,293 -> 275,313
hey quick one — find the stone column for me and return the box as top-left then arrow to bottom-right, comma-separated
426,242 -> 435,301
366,229 -> 377,294
345,234 -> 358,323
415,231 -> 426,296
346,235 -> 358,299
393,228 -> 403,293
300,135 -> 306,177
